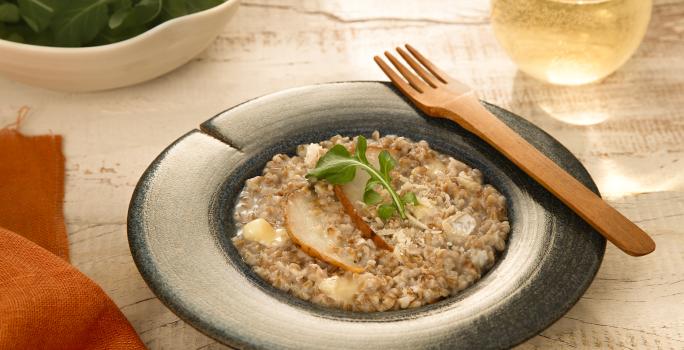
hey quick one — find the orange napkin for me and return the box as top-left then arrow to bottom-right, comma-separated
0,227 -> 146,349
0,113 -> 146,350
0,123 -> 68,260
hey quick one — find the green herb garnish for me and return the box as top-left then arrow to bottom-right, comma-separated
307,135 -> 417,221
0,0 -> 224,47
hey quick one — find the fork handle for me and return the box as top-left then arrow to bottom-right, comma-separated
442,96 -> 655,256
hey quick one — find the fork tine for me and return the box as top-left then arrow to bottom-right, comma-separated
374,56 -> 417,98
384,51 -> 429,93
396,46 -> 438,88
405,44 -> 450,84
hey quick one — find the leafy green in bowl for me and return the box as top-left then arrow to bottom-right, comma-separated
0,0 -> 226,47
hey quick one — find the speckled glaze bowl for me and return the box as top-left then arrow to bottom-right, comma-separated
128,81 -> 605,349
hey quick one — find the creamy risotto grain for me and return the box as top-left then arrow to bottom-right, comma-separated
232,132 -> 510,312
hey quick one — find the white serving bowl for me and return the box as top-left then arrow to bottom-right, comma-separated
0,0 -> 240,92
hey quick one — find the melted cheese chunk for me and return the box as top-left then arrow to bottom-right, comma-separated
318,276 -> 359,303
425,159 -> 447,174
442,212 -> 477,242
408,197 -> 437,222
242,218 -> 283,246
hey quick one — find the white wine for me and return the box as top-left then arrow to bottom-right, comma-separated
491,0 -> 651,85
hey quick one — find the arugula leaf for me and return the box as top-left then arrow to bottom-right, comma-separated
0,3 -> 20,23
18,0 -> 57,32
51,0 -> 109,47
306,144 -> 358,184
365,177 -> 381,192
402,192 -> 418,206
378,150 -> 395,182
377,204 -> 397,221
355,133 -> 368,164
363,177 -> 382,205
363,189 -> 382,205
308,135 -> 409,220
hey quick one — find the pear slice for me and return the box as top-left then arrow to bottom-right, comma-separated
285,190 -> 364,273
336,147 -> 393,251
334,185 -> 393,251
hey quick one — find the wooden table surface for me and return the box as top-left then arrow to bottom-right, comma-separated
1,1 -> 682,349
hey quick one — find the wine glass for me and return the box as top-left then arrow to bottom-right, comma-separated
490,0 -> 652,86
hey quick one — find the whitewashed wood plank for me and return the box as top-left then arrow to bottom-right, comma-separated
519,192 -> 684,350
0,0 -> 682,349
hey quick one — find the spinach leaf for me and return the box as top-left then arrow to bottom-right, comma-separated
1,21 -> 52,44
0,3 -> 20,23
52,0 -> 109,47
187,0 -> 224,13
160,0 -> 220,22
0,21 -> 26,43
108,0 -> 132,13
93,25 -> 146,45
109,0 -> 161,30
6,32 -> 24,42
18,0 -> 56,32
160,0 -> 187,21
3,0 -> 226,47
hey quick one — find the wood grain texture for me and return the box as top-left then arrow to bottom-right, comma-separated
0,0 -> 681,349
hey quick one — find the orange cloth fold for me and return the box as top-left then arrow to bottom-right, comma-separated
0,227 -> 146,350
0,128 -> 68,260
0,125 -> 146,349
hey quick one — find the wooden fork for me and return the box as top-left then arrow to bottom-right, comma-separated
374,44 -> 655,257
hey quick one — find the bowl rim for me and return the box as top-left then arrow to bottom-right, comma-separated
128,81 -> 606,349
0,0 -> 240,53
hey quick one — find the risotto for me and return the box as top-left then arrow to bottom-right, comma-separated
232,132 -> 510,312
